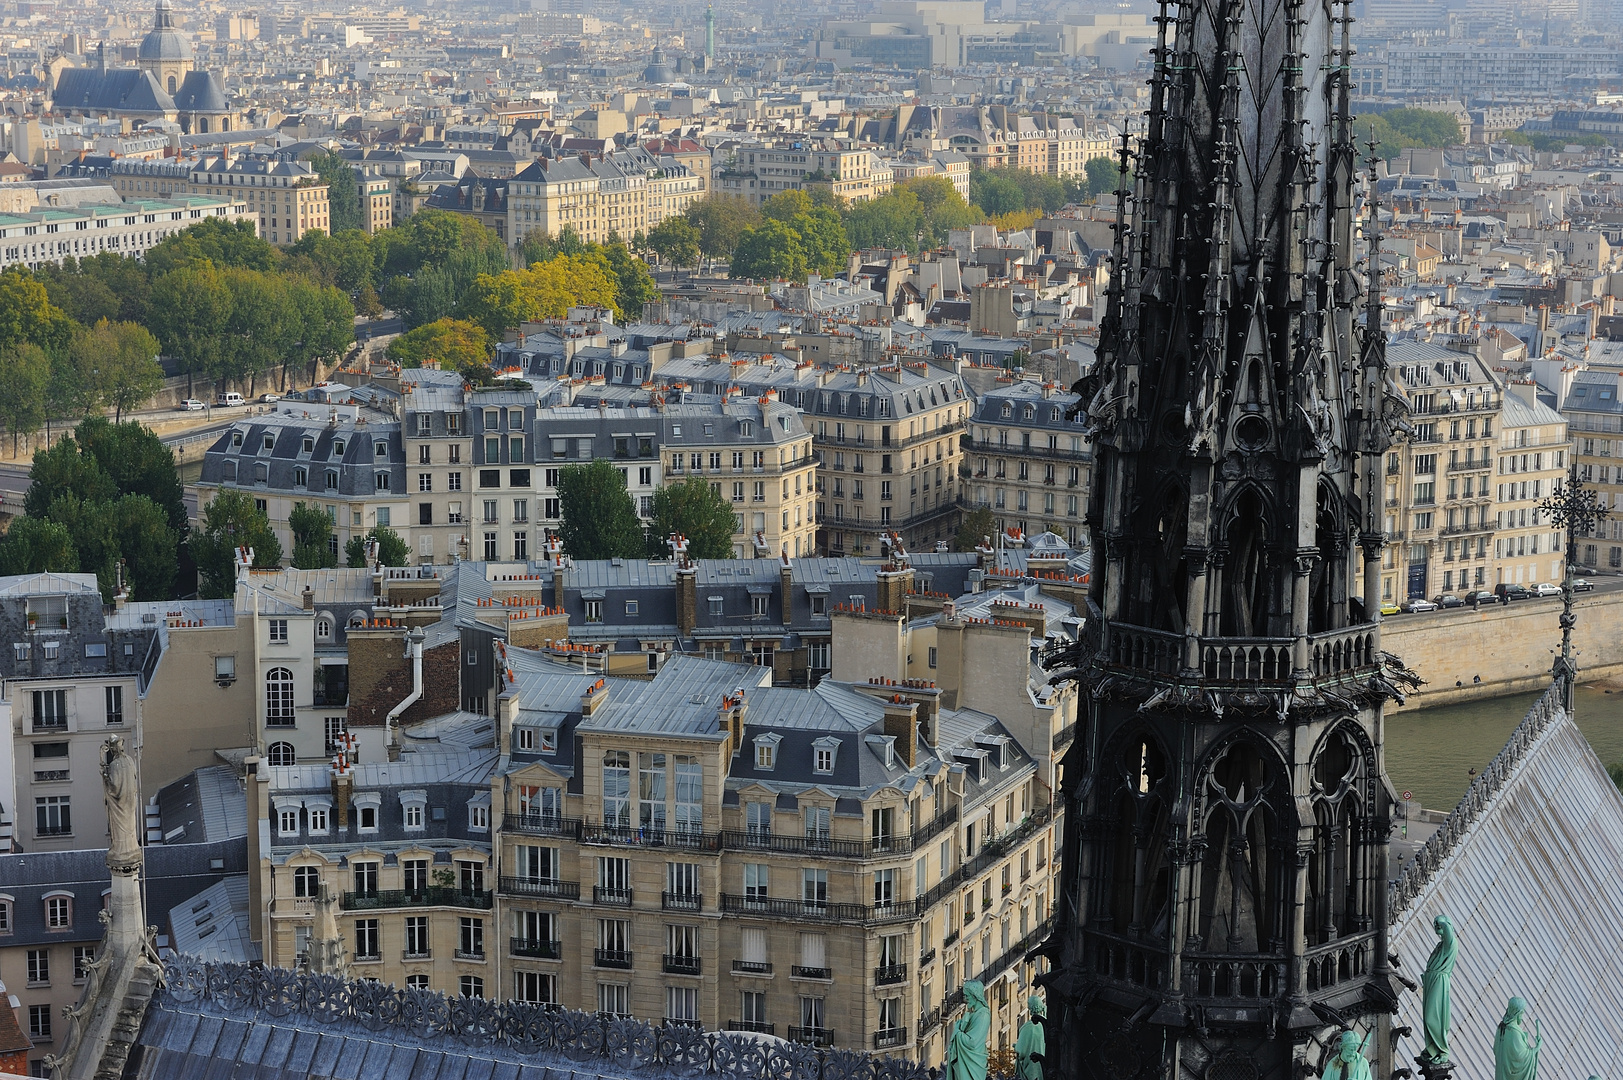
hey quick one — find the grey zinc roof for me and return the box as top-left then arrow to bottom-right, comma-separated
1498,389 -> 1566,429
167,876 -> 254,963
198,416 -> 405,499
1391,698 -> 1623,1080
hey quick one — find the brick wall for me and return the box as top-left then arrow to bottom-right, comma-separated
347,637 -> 460,727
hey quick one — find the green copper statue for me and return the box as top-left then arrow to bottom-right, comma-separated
1322,1030 -> 1374,1080
1014,995 -> 1046,1080
1494,998 -> 1541,1080
1420,914 -> 1459,1063
945,981 -> 990,1080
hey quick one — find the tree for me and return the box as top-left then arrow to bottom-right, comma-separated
845,187 -> 926,252
730,219 -> 808,282
73,417 -> 188,535
790,206 -> 852,277
149,262 -> 233,397
91,321 -> 164,421
386,318 -> 491,372
305,150 -> 362,234
0,344 -> 50,454
898,177 -> 982,247
646,216 -> 701,269
23,434 -> 118,519
556,460 -> 646,559
356,284 -> 383,319
761,190 -> 816,223
590,241 -> 660,321
0,269 -> 74,360
685,196 -> 762,265
953,506 -> 997,553
0,517 -> 78,575
457,256 -> 623,338
288,228 -> 376,291
145,217 -> 279,274
1083,157 -> 1119,198
219,268 -> 291,394
648,477 -> 739,559
344,526 -> 409,567
289,502 -> 337,568
191,488 -> 283,598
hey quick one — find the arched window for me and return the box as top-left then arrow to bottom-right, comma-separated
266,668 -> 295,726
315,617 -> 333,641
267,741 -> 296,766
292,865 -> 320,897
347,611 -> 367,629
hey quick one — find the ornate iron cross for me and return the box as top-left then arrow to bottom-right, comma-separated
1537,465 -> 1609,687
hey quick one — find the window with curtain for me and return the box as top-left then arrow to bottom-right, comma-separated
603,751 -> 631,827
673,755 -> 702,835
741,927 -> 767,965
639,752 -> 666,832
798,933 -> 825,970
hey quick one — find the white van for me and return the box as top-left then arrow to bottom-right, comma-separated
217,392 -> 246,408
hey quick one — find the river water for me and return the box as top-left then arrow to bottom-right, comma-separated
1386,683 -> 1623,813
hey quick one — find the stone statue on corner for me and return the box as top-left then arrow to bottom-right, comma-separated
1322,1030 -> 1374,1080
1420,913 -> 1459,1065
102,735 -> 141,869
945,981 -> 989,1080
1014,995 -> 1046,1080
1494,998 -> 1541,1080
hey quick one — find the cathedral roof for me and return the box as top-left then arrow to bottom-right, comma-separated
172,69 -> 226,113
138,0 -> 193,62
55,66 -> 174,113
1391,687 -> 1623,1079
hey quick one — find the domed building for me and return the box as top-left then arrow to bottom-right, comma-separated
53,0 -> 236,134
137,0 -> 191,96
642,48 -> 675,84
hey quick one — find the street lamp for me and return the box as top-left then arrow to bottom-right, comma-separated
1536,464 -> 1610,704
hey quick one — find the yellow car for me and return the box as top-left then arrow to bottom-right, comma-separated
1379,600 -> 1401,616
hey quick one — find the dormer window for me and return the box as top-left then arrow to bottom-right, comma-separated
353,791 -> 382,833
812,736 -> 840,775
263,434 -> 275,451
231,429 -> 243,446
303,436 -> 315,453
375,442 -> 388,459
754,733 -> 781,770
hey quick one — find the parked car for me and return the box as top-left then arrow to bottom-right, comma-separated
178,398 -> 205,411
1401,598 -> 1439,613
1573,578 -> 1595,592
1493,583 -> 1531,603
217,392 -> 246,407
1462,590 -> 1497,607
259,392 -> 281,403
1531,582 -> 1562,597
1380,599 -> 1402,616
1433,594 -> 1465,609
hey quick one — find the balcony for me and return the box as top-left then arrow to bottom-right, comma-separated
943,930 -> 960,949
874,964 -> 908,986
728,1020 -> 775,1036
36,824 -> 74,837
791,966 -> 832,980
402,950 -> 432,962
594,949 -> 633,969
32,720 -> 68,734
664,954 -> 702,975
721,806 -> 957,860
454,949 -> 486,961
788,1027 -> 834,1047
918,948 -> 937,967
1182,955 -> 1285,1001
504,811 -> 582,839
510,938 -> 562,960
592,886 -> 634,906
341,888 -> 492,911
919,1007 -> 944,1036
873,1027 -> 908,1050
582,822 -> 721,851
662,891 -> 702,912
499,877 -> 581,901
732,959 -> 773,975
720,894 -> 922,924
